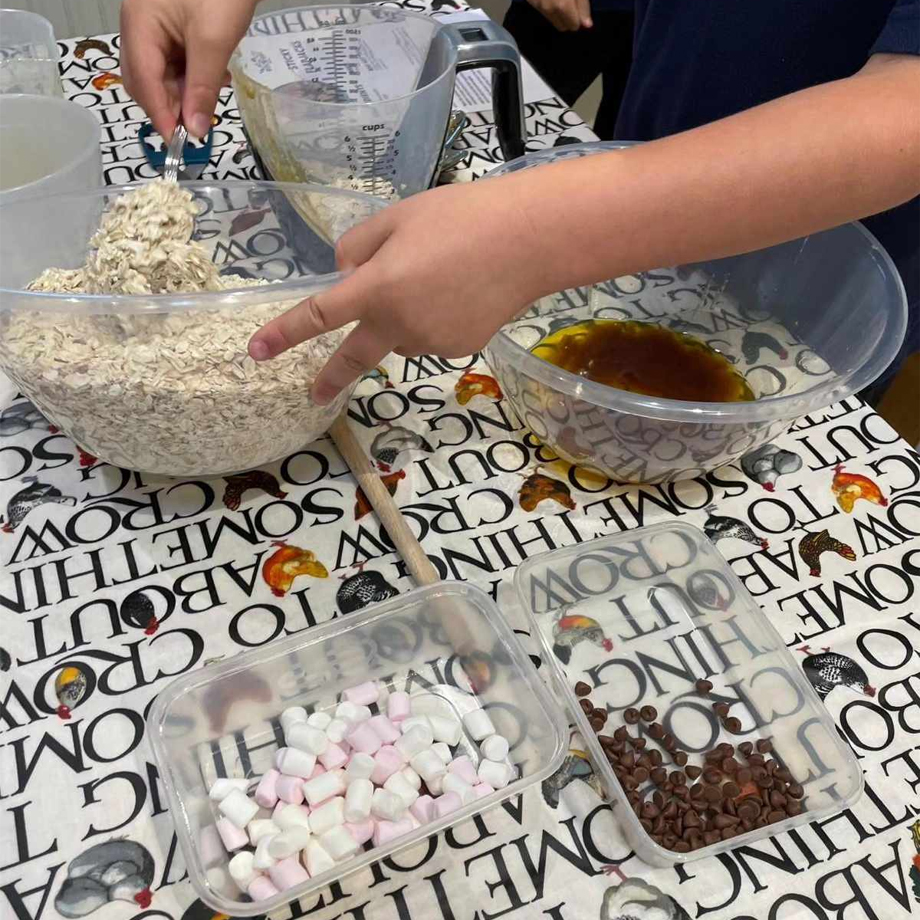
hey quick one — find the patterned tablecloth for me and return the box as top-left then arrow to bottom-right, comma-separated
2,5 -> 919,920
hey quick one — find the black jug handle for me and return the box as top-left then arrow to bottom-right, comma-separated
441,20 -> 527,163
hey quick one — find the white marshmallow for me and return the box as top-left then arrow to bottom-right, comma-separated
307,710 -> 332,730
305,838 -> 335,876
410,693 -> 453,719
409,749 -> 446,783
428,714 -> 462,746
442,773 -> 477,805
432,743 -> 453,765
287,722 -> 328,755
302,770 -> 346,807
228,851 -> 258,888
274,747 -> 316,778
384,772 -> 419,808
481,734 -> 510,762
208,777 -> 250,801
478,758 -> 513,789
248,819 -> 280,846
462,709 -> 496,741
371,788 -> 407,821
267,826 -> 311,859
344,778 -> 373,823
280,706 -> 308,732
399,766 -> 422,790
345,752 -> 376,782
325,718 -> 349,744
426,773 -> 444,795
253,835 -> 278,870
218,789 -> 259,828
309,797 -> 345,835
400,716 -> 431,735
274,803 -> 312,832
395,725 -> 434,759
336,701 -> 371,724
320,825 -> 360,860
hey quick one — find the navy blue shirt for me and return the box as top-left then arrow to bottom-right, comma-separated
612,0 -> 919,326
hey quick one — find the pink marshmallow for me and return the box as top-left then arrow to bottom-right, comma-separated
309,763 -> 327,779
248,876 -> 280,901
343,681 -> 380,706
254,769 -> 280,808
371,745 -> 405,785
346,819 -> 376,846
409,795 -> 435,824
372,817 -> 414,847
434,792 -> 462,819
473,783 -> 495,798
448,755 -> 479,786
387,691 -> 411,723
275,774 -> 305,804
215,817 -> 248,851
347,722 -> 383,755
269,856 -> 310,890
318,743 -> 349,770
367,714 -> 401,744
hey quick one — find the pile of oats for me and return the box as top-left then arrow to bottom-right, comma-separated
0,180 -> 349,476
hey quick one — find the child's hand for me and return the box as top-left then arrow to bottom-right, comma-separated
527,0 -> 593,31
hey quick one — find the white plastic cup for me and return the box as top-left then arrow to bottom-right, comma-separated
0,10 -> 61,97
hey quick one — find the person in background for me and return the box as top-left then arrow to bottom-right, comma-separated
121,0 -> 918,409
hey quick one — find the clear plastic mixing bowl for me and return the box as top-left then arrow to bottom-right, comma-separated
0,181 -> 388,477
484,142 -> 908,483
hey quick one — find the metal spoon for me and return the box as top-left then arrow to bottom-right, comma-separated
163,125 -> 188,182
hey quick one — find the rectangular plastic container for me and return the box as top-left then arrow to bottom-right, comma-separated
148,582 -> 568,915
514,522 -> 863,866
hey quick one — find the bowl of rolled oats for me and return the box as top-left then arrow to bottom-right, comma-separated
0,179 -> 388,476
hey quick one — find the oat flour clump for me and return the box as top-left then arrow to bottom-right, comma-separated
1,180 -> 348,476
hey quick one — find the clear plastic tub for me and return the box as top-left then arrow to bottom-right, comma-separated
0,180 -> 387,476
484,142 -> 908,483
514,523 -> 863,866
0,9 -> 61,97
148,581 -> 568,915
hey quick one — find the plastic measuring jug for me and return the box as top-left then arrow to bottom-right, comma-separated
230,5 -> 525,200
0,9 -> 61,97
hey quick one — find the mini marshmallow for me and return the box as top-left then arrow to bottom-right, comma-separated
208,777 -> 250,801
344,778 -> 374,823
395,725 -> 434,759
308,763 -> 327,778
410,795 -> 435,824
387,691 -> 411,722
384,771 -> 419,808
307,710 -> 332,730
409,749 -> 445,783
302,770 -> 346,807
320,824 -> 360,860
274,803 -> 312,832
253,835 -> 278,870
478,758 -> 513,789
280,706 -> 308,732
248,819 -> 280,846
248,876 -> 280,902
287,722 -> 328,755
400,716 -> 431,735
228,851 -> 258,888
481,734 -> 510,762
410,693 -> 452,718
219,788 -> 260,828
473,783 -> 495,798
253,770 -> 280,809
305,838 -> 336,877
432,742 -> 453,765
216,816 -> 249,851
400,766 -> 421,790
442,773 -> 477,805
309,797 -> 345,835
448,755 -> 479,786
346,752 -> 376,782
318,742 -> 349,770
275,774 -> 306,805
269,855 -> 309,891
199,825 -> 226,868
206,866 -> 237,896
367,714 -> 401,744
325,718 -> 349,743
427,773 -> 444,795
428,714 -> 462,746
336,701 -> 371,724
372,818 -> 414,847
268,826 -> 311,859
346,819 -> 376,846
343,681 -> 380,706
371,788 -> 407,821
346,722 -> 383,755
371,746 -> 406,785
434,792 -> 462,818
275,747 -> 316,778
462,709 -> 495,741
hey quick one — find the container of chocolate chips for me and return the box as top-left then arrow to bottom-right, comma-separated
514,523 -> 863,866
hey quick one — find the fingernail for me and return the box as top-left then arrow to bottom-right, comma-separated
312,385 -> 334,407
249,339 -> 270,361
188,113 -> 210,140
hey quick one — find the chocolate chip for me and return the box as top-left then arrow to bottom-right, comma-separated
768,809 -> 786,823
755,815 -> 768,828
683,810 -> 701,828
696,679 -> 713,694
741,818 -> 754,831
721,827 -> 737,840
653,814 -> 667,835
721,757 -> 739,775
651,834 -> 664,845
574,681 -> 591,697
786,799 -> 802,816
592,707 -> 608,724
670,771 -> 686,787
624,708 -> 640,724
648,722 -> 665,739
672,751 -> 688,767
663,801 -> 678,819
739,741 -> 754,757
714,814 -> 739,829
757,774 -> 773,789
640,818 -> 653,833
704,749 -> 723,763
640,802 -> 659,819
634,767 -> 650,783
637,755 -> 652,770
690,783 -> 704,800
703,766 -> 722,785
662,833 -> 678,848
756,739 -> 773,754
703,829 -> 721,845
713,702 -> 730,718
760,786 -> 772,805
621,774 -> 638,791
748,753 -> 765,767
639,705 -> 657,722
674,840 -> 690,852
673,818 -> 684,837
589,715 -> 604,731
620,751 -> 635,769
723,717 -> 742,734
776,768 -> 793,783
648,749 -> 663,766
703,785 -> 722,803
770,790 -> 787,808
651,767 -> 668,785
630,737 -> 647,751
598,734 -> 615,748
689,834 -> 704,851
787,783 -> 804,799
723,797 -> 737,817
737,801 -> 760,821
722,781 -> 741,799
614,726 -> 628,741
663,734 -> 677,751
737,767 -> 752,785
653,790 -> 665,808
685,765 -> 702,780
579,698 -> 593,715
766,759 -> 777,775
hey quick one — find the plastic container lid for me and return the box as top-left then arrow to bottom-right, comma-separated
514,522 -> 863,866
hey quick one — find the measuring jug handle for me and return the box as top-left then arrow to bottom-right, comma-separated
444,21 -> 527,163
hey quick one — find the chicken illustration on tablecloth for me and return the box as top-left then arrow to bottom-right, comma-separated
0,399 -> 53,437
702,505 -> 769,549
54,664 -> 90,719
741,330 -> 789,364
222,469 -> 287,510
552,611 -> 613,664
831,464 -> 888,513
370,425 -> 433,471
119,589 -> 162,635
519,472 -> 576,512
740,443 -> 802,491
599,877 -> 691,920
798,647 -> 875,699
337,570 -> 399,614
2,476 -> 76,532
54,839 -> 154,916
455,370 -> 502,405
798,529 -> 857,576
355,469 -> 406,519
261,541 -> 328,596
542,744 -> 605,808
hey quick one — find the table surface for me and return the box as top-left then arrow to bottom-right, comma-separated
2,6 -> 919,920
